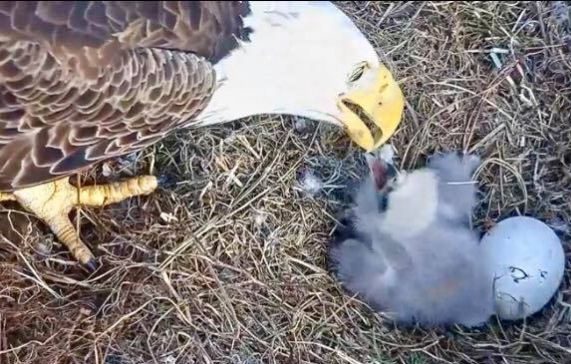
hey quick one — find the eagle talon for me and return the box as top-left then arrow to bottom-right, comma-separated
85,258 -> 98,273
6,176 -> 159,266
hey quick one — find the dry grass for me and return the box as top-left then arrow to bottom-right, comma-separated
0,1 -> 570,363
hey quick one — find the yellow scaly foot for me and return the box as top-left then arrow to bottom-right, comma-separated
0,176 -> 158,271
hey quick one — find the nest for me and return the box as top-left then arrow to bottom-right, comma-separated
0,1 -> 569,363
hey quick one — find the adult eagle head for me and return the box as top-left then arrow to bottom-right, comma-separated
197,1 -> 405,151
0,1 -> 405,269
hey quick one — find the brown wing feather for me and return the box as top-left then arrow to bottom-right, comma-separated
0,1 -> 252,191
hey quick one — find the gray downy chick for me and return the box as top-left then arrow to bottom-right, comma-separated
328,151 -> 495,328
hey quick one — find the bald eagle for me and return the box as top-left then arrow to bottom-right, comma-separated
0,1 -> 405,269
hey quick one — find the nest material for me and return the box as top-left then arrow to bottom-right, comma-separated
0,1 -> 570,363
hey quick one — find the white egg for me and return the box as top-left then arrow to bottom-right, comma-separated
479,216 -> 566,321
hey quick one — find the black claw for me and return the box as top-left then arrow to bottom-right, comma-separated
157,174 -> 177,189
85,258 -> 98,273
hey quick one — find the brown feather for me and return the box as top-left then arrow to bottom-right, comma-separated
0,1 -> 252,191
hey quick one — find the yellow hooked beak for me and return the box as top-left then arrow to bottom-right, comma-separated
337,64 -> 405,152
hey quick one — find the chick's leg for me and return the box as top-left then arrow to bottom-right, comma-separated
10,176 -> 157,270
